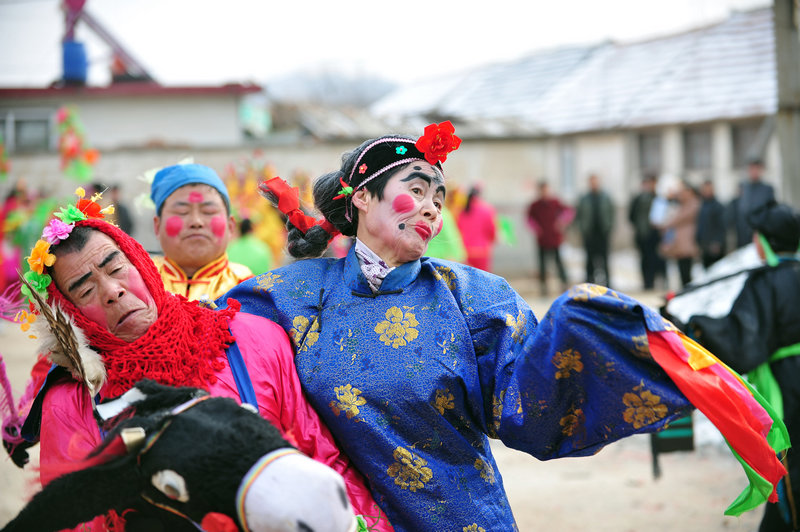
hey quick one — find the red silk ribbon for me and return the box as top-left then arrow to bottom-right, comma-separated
259,177 -> 340,237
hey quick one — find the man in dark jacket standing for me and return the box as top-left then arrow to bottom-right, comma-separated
731,159 -> 775,248
685,201 -> 800,532
628,174 -> 665,289
695,180 -> 727,269
575,174 -> 614,286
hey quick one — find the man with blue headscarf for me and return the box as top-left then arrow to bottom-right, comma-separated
150,163 -> 253,301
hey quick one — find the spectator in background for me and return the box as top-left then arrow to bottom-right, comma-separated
456,185 -> 497,271
575,173 -> 614,286
731,158 -> 775,248
658,181 -> 700,288
108,184 -> 135,235
628,174 -> 665,290
424,201 -> 466,263
526,180 -> 573,295
695,180 -> 727,269
150,163 -> 253,301
227,217 -> 273,275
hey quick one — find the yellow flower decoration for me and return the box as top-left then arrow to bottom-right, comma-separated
329,384 -> 367,419
432,388 -> 454,415
434,266 -> 457,290
559,407 -> 585,437
374,306 -> 419,348
623,385 -> 668,429
26,239 -> 56,274
504,310 -> 527,344
552,348 -> 584,379
386,446 -> 433,492
463,525 -> 486,532
255,272 -> 282,293
474,458 -> 495,484
14,309 -> 37,333
290,315 -> 319,351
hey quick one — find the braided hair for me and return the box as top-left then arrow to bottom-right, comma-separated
286,135 -> 415,259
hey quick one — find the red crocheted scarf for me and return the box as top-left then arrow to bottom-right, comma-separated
46,218 -> 239,399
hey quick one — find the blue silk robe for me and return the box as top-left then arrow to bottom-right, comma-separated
220,246 -> 691,531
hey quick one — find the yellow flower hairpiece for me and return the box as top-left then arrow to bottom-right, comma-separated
17,188 -> 116,333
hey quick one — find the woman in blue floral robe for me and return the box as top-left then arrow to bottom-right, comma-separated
220,123 -> 783,531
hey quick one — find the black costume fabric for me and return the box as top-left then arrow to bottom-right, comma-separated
688,260 -> 800,531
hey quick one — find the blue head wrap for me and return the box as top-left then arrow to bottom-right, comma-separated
150,164 -> 230,214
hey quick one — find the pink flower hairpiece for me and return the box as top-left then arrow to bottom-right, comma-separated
18,188 -> 116,331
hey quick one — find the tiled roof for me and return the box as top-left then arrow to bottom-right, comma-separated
372,7 -> 775,136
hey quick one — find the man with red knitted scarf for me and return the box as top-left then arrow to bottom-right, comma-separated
24,218 -> 390,531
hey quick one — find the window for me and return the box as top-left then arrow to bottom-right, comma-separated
638,131 -> 662,174
0,108 -> 56,153
683,127 -> 712,170
559,139 -> 576,201
15,119 -> 50,151
731,121 -> 761,168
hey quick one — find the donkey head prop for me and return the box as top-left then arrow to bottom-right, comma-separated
1,379 -> 357,532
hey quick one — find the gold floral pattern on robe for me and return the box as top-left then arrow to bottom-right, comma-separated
553,348 -> 584,378
330,384 -> 367,419
631,334 -> 650,358
504,310 -> 527,344
463,524 -> 486,532
375,306 -> 419,348
387,446 -> 433,492
254,272 -> 282,293
433,388 -> 455,415
290,315 -> 319,351
474,458 -> 495,484
623,383 -> 669,428
559,406 -> 586,436
434,266 -> 457,290
569,283 -> 621,301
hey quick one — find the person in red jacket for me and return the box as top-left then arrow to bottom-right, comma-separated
526,180 -> 574,295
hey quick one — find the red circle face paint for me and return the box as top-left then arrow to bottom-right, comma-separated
210,215 -> 227,238
435,218 -> 443,236
392,194 -> 415,214
165,216 -> 183,237
188,191 -> 204,203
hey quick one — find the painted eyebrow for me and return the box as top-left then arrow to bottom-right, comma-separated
67,250 -> 119,293
400,172 -> 433,185
400,173 -> 447,198
172,200 -> 220,208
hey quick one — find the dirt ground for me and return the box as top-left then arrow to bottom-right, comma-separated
0,282 -> 763,531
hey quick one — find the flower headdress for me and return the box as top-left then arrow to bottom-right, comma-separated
338,120 -> 461,221
16,188 -> 115,333
260,120 -> 462,237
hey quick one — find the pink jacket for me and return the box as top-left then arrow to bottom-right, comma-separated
39,312 -> 390,530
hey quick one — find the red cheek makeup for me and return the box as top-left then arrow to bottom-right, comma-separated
392,194 -> 415,214
210,216 -> 226,238
165,216 -> 183,237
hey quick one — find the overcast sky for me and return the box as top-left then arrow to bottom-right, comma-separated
0,0 -> 771,87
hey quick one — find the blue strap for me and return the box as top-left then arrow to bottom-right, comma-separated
225,337 -> 258,410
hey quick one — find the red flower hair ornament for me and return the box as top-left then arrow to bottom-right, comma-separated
415,120 -> 462,165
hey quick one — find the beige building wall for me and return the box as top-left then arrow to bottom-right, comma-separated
3,122 -> 783,278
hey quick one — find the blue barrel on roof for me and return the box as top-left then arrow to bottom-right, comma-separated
62,40 -> 88,84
